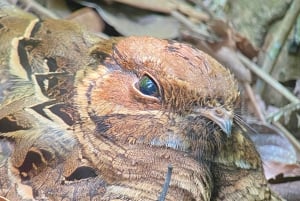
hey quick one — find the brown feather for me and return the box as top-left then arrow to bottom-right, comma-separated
0,6 -> 283,201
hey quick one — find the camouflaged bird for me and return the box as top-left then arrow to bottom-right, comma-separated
0,4 -> 283,201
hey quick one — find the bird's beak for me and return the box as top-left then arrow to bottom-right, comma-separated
195,107 -> 233,137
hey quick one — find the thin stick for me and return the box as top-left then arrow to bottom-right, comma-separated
189,0 -> 214,18
158,164 -> 173,201
170,10 -> 218,42
255,0 -> 300,94
266,102 -> 300,122
244,82 -> 266,122
238,52 -> 300,104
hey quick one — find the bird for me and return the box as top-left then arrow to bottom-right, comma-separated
0,5 -> 283,201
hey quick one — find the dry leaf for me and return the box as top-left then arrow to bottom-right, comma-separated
208,19 -> 236,48
235,33 -> 259,59
213,46 -> 252,82
247,121 -> 300,200
266,162 -> 300,201
248,121 -> 297,165
75,1 -> 180,38
66,7 -> 105,33
205,20 -> 252,82
110,0 -> 209,21
266,162 -> 300,181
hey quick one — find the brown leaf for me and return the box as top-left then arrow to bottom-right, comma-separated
212,46 -> 252,82
266,162 -> 300,181
66,7 -> 105,33
204,20 -> 252,82
248,121 -> 300,200
111,0 -> 209,21
235,33 -> 259,59
80,2 -> 180,38
248,121 -> 297,165
208,19 -> 236,48
267,163 -> 300,201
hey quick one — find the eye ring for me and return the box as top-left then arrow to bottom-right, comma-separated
136,74 -> 161,98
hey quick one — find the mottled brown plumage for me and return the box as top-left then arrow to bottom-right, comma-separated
0,5 -> 283,201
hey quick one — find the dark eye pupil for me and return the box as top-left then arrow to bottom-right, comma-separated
139,76 -> 159,97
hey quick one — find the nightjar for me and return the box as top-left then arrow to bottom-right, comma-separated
0,4 -> 283,201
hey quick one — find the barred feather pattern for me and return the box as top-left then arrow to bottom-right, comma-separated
0,6 -> 283,201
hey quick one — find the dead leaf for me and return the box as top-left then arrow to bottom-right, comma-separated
213,46 -> 252,82
235,33 -> 259,59
66,7 -> 105,33
266,162 -> 300,201
248,121 -> 300,200
74,1 -> 180,38
248,121 -> 297,165
208,19 -> 236,48
110,0 -> 209,22
266,162 -> 300,181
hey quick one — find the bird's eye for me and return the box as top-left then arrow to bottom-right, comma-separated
138,75 -> 160,97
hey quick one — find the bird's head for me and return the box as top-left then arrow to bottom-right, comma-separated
76,36 -> 239,158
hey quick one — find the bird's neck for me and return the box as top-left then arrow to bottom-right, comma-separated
213,126 -> 262,170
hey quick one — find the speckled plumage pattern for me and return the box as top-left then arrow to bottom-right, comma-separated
0,6 -> 283,201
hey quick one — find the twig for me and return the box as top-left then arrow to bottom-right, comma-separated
189,0 -> 214,18
244,83 -> 266,122
158,164 -> 173,201
255,0 -> 300,94
170,10 -> 218,42
266,102 -> 300,122
238,52 -> 300,104
0,195 -> 10,201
